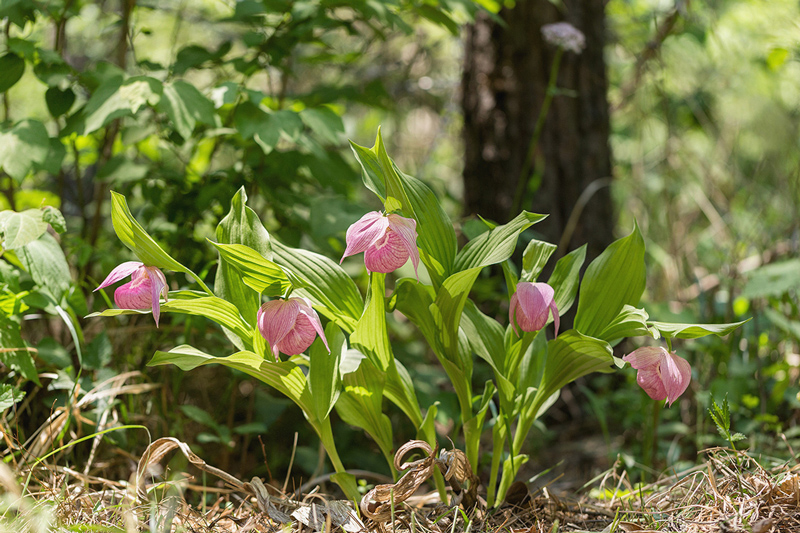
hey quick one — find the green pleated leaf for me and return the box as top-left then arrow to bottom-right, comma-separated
390,279 -> 440,352
433,268 -> 481,360
272,240 -> 362,332
454,211 -> 547,272
18,233 -> 71,301
535,330 -> 614,418
597,305 -> 657,345
149,345 -> 312,413
308,323 -> 343,421
461,300 -> 505,375
574,223 -> 646,337
548,244 -> 586,318
520,239 -> 557,282
647,319 -> 748,339
110,191 -> 187,273
384,359 -> 423,428
214,187 -> 270,328
87,294 -> 251,343
209,241 -> 290,297
350,272 -> 392,371
335,356 -> 394,465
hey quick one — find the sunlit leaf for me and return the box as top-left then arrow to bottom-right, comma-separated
574,223 -> 646,337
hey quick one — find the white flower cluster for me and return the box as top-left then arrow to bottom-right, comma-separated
541,22 -> 586,54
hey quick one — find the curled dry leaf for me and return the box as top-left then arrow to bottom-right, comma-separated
135,437 -> 247,501
360,439 -> 479,522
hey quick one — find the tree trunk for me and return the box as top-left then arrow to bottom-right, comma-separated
461,0 -> 614,261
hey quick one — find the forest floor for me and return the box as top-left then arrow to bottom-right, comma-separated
4,444 -> 798,532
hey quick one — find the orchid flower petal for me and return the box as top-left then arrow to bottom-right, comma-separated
276,313 -> 319,356
511,282 -> 555,332
295,297 -> 329,352
95,261 -> 144,291
386,214 -> 420,278
143,267 -> 167,327
549,299 -> 560,337
363,229 -> 410,273
509,292 -> 521,336
662,351 -> 692,406
622,346 -> 666,370
341,212 -> 389,263
114,272 -> 153,311
635,367 -> 668,401
257,300 -> 300,360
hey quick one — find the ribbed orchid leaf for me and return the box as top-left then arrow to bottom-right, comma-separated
110,191 -> 186,273
214,187 -> 270,328
350,272 -> 392,371
149,345 -> 312,414
647,319 -> 749,339
521,239 -> 558,282
574,223 -> 646,337
272,240 -> 362,332
454,211 -> 547,273
308,323 -> 343,421
209,241 -> 290,297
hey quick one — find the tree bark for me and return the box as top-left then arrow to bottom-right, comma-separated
461,0 -> 614,261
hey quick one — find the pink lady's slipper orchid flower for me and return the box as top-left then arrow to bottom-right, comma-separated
257,297 -> 329,360
623,346 -> 691,406
509,282 -> 560,336
95,261 -> 168,327
340,211 -> 419,277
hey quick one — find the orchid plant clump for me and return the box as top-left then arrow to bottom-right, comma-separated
92,130 -> 747,505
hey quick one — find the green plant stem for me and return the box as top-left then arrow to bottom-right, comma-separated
316,418 -> 360,501
510,47 -> 564,217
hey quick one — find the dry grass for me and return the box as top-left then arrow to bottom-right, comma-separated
1,440 -> 798,532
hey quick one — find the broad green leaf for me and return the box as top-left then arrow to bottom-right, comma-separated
215,187 -> 271,327
521,239 -> 557,282
597,305 -> 657,345
417,402 -> 438,446
350,273 -> 392,371
463,380 -> 496,468
335,357 -> 394,465
149,345 -> 313,414
253,109 -> 304,154
454,211 -> 547,272
574,223 -> 646,337
433,268 -> 481,359
87,294 -> 251,342
18,233 -> 71,300
548,244 -> 586,317
648,319 -> 748,339
159,80 -> 217,140
272,240 -> 362,332
110,191 -> 187,273
45,86 -> 76,117
516,329 -> 548,393
308,323 -> 343,421
41,207 -> 66,234
0,209 -> 49,250
300,106 -> 344,144
83,76 -> 162,134
534,330 -> 614,418
0,383 -> 25,412
0,316 -> 39,385
384,359 -> 423,428
0,52 -> 25,92
209,242 -> 290,297
0,119 -> 50,181
740,259 -> 800,299
390,279 -> 440,352
461,300 -> 505,375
